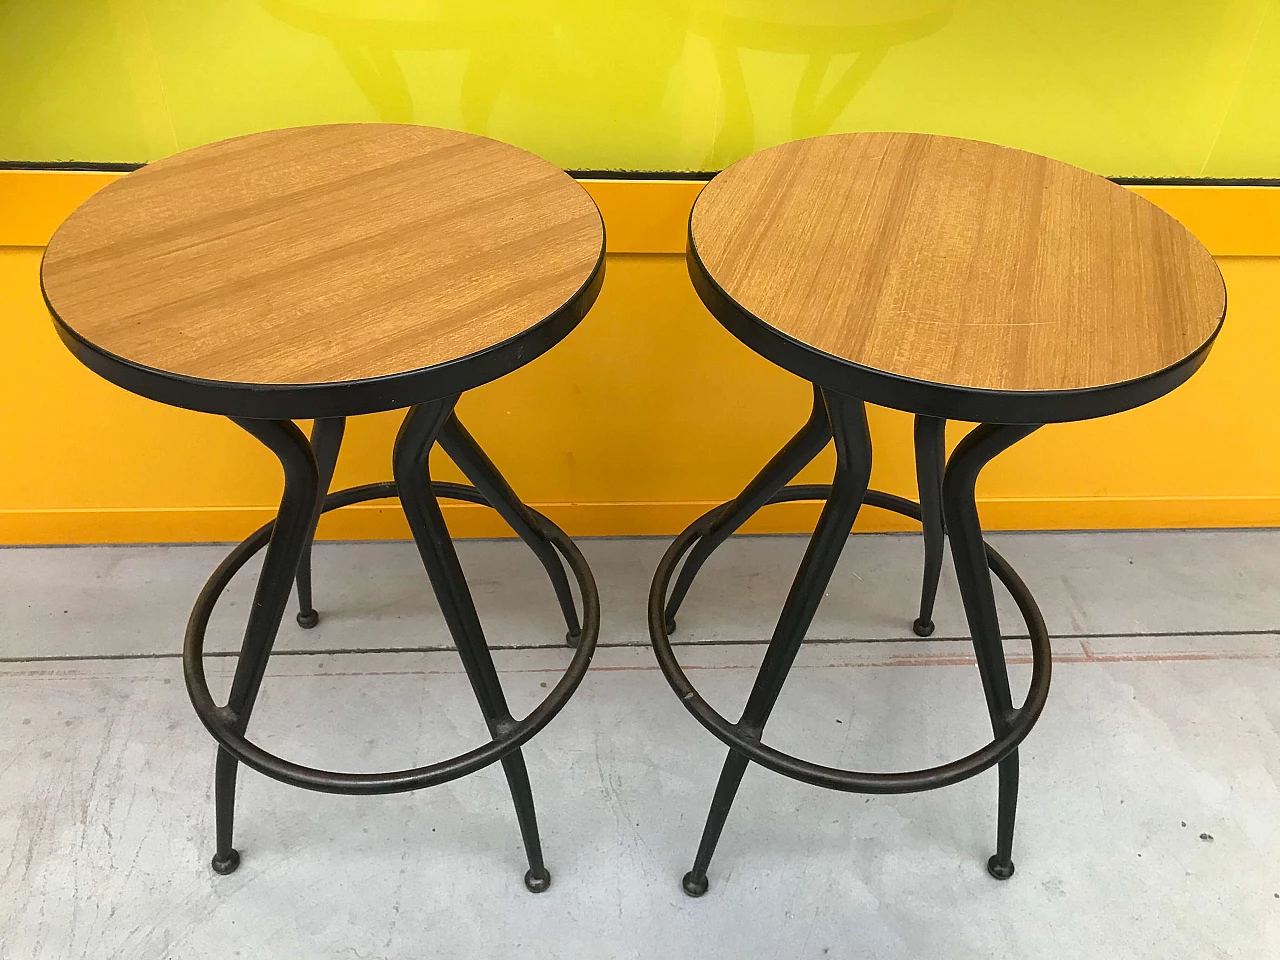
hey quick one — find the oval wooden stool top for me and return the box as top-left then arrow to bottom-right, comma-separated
42,124 -> 605,419
688,133 -> 1226,423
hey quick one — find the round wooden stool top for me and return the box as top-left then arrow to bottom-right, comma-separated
42,124 -> 605,419
688,133 -> 1226,424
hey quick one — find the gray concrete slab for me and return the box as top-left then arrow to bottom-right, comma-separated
1,640 -> 1277,959
1,532 -> 1278,957
2,529 -> 1279,660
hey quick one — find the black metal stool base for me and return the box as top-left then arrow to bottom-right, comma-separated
185,405 -> 601,894
682,870 -> 710,897
294,608 -> 320,629
186,481 -> 598,794
524,867 -> 552,893
987,855 -> 1015,880
210,849 -> 241,875
652,476 -> 1051,894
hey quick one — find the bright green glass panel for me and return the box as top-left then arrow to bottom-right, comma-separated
1,0 -> 1276,175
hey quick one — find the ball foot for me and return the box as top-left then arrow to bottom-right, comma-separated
565,630 -> 580,648
986,855 -> 1014,880
912,617 -> 935,637
296,609 -> 320,629
524,867 -> 551,893
682,870 -> 709,897
665,618 -> 677,635
211,849 -> 241,875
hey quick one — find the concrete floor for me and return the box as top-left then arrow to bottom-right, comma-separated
1,530 -> 1278,958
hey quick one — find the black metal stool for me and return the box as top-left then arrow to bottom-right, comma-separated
41,124 -> 606,891
650,132 -> 1226,895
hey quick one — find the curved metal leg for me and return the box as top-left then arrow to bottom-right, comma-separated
682,389 -> 872,896
913,415 -> 946,637
665,383 -> 832,633
942,422 -> 1041,880
439,413 -> 582,647
295,417 -> 347,629
213,418 -> 320,874
393,399 -> 551,893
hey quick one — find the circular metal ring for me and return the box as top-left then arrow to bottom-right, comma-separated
648,483 -> 1051,795
184,481 -> 599,796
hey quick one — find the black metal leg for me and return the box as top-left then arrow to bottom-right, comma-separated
912,415 -> 947,637
439,413 -> 582,647
213,418 -> 320,874
682,389 -> 872,896
665,383 -> 832,633
295,417 -> 346,629
393,399 -> 552,893
942,422 -> 1041,880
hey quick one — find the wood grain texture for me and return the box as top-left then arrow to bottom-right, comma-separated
41,124 -> 603,386
691,133 -> 1226,394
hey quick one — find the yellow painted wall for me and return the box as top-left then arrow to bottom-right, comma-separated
2,1 -> 1279,176
1,172 -> 1278,544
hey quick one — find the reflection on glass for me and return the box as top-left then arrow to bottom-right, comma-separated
697,1 -> 952,167
0,0 -> 1274,175
261,0 -> 694,168
259,0 -> 947,169
262,0 -> 476,125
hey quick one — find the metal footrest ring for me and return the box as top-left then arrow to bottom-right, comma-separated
184,481 -> 598,796
648,483 -> 1051,795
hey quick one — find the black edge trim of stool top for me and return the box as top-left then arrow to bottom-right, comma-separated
40,218 -> 606,421
686,223 -> 1226,426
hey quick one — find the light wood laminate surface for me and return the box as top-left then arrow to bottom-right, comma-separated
42,124 -> 604,387
690,133 -> 1225,394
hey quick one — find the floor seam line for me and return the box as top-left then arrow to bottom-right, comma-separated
1,627 -> 1276,666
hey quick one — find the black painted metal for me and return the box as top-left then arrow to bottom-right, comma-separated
394,398 -> 553,892
664,383 -> 831,634
209,417 -> 320,875
941,421 -> 1043,880
295,417 -> 346,629
439,413 -> 582,647
43,255 -> 606,420
183,408 -> 600,890
686,239 -> 1223,426
912,415 -> 947,637
185,478 -> 597,787
680,388 -> 871,896
649,472 -> 1052,893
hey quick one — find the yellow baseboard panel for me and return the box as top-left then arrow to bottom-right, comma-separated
6,174 -> 1275,256
3,172 -> 1280,544
2,494 -> 1278,546
0,171 -> 124,247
